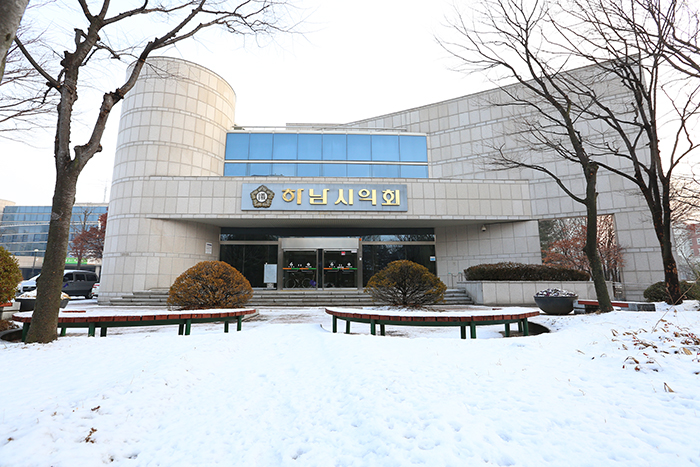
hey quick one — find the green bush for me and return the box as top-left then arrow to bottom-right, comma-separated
168,261 -> 253,310
0,246 -> 22,304
464,262 -> 590,281
364,260 -> 446,307
643,281 -> 700,303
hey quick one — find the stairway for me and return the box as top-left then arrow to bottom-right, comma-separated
105,288 -> 473,307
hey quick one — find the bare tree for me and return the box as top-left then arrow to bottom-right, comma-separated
17,1 -> 297,343
553,0 -> 700,304
0,0 -> 29,81
439,0 -> 615,311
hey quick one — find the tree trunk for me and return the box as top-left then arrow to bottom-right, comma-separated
24,154 -> 79,343
583,163 -> 613,313
0,0 -> 29,82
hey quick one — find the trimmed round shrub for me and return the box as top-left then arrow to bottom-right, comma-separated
643,281 -> 700,303
464,262 -> 590,281
168,261 -> 253,310
0,246 -> 22,304
364,260 -> 446,307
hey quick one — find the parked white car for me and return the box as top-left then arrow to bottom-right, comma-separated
91,283 -> 100,298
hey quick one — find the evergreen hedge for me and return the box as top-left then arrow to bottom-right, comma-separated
464,262 -> 590,281
643,281 -> 700,303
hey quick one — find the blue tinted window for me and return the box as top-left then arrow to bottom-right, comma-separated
347,134 -> 371,161
249,134 -> 273,160
371,135 -> 400,161
347,164 -> 371,177
399,135 -> 428,162
400,165 -> 429,178
225,133 -> 250,160
323,164 -> 347,177
297,163 -> 321,177
372,164 -> 400,178
273,134 -> 297,160
224,163 -> 247,176
249,163 -> 272,176
323,134 -> 346,161
298,134 -> 322,160
271,163 -> 296,176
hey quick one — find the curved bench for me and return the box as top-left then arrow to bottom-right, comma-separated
13,308 -> 256,341
326,307 -> 540,339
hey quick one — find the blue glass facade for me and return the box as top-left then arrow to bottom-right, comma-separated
0,205 -> 108,256
224,132 -> 429,178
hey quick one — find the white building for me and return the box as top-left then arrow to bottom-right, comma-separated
99,57 -> 663,304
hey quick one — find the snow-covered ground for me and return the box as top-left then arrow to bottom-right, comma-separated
2,300 -> 699,466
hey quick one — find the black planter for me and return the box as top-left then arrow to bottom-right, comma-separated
534,296 -> 577,315
17,298 -> 69,312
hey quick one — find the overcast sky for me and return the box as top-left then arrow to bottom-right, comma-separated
1,0 -> 478,206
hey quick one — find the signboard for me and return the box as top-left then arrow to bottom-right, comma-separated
242,183 -> 408,212
264,264 -> 277,284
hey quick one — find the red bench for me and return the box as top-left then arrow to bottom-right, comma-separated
574,300 -> 656,313
326,307 -> 540,339
13,308 -> 256,341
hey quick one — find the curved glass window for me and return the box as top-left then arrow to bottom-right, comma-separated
297,163 -> 321,177
323,163 -> 347,177
347,164 -> 371,178
272,163 -> 296,176
400,165 -> 429,178
322,134 -> 347,161
399,135 -> 428,162
249,163 -> 272,176
224,163 -> 247,176
273,133 -> 297,160
298,134 -> 323,160
372,164 -> 400,178
371,135 -> 400,161
225,133 -> 250,160
249,134 -> 273,160
347,134 -> 371,161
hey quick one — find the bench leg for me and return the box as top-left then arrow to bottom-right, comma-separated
517,321 -> 523,333
22,323 -> 29,343
504,322 -> 511,337
523,319 -> 530,336
332,316 -> 337,333
370,319 -> 376,336
100,326 -> 107,337
380,323 -> 385,336
60,327 -> 66,337
460,325 -> 466,339
345,319 -> 351,334
178,323 -> 184,335
470,322 -> 477,339
88,323 -> 96,337
185,319 -> 192,335
237,316 -> 242,331
224,321 -> 230,333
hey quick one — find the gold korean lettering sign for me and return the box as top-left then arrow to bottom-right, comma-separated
242,184 -> 407,211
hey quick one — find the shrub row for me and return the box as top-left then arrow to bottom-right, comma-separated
464,262 -> 590,281
642,281 -> 700,303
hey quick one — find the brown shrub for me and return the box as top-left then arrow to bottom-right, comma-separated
364,260 -> 446,307
168,261 -> 252,310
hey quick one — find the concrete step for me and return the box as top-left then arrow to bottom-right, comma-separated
105,288 -> 473,307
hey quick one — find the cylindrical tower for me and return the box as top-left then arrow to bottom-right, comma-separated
100,57 -> 236,301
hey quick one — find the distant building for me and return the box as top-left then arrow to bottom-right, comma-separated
0,203 -> 108,278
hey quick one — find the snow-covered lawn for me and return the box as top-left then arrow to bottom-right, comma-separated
1,301 -> 699,466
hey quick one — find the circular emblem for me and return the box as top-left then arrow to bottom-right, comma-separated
250,185 -> 274,208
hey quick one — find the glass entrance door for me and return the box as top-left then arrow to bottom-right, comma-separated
321,250 -> 358,288
282,250 -> 318,289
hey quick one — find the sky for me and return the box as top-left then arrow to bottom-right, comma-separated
0,0 -> 475,206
